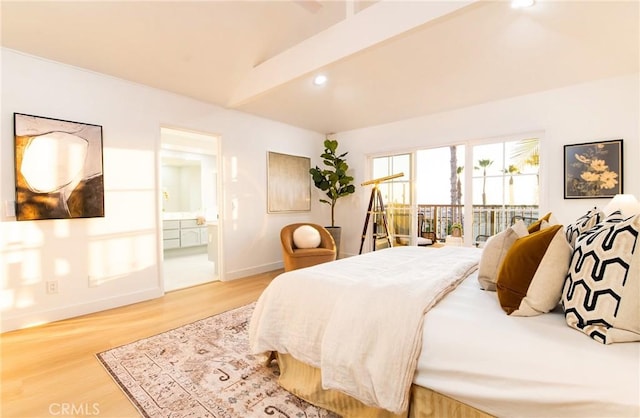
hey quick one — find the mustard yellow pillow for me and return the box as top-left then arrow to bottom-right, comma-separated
527,212 -> 552,233
496,224 -> 572,316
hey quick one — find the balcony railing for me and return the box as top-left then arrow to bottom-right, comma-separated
385,204 -> 539,246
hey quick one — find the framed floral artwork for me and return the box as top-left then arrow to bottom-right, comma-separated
564,139 -> 623,199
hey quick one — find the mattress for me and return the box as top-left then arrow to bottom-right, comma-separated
416,272 -> 640,417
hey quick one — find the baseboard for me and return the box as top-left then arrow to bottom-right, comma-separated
339,251 -> 357,259
1,287 -> 163,333
222,255 -> 362,281
223,261 -> 284,281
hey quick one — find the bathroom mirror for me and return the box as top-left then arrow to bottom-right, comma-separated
161,152 -> 203,213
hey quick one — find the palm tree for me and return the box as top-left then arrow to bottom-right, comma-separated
511,138 -> 539,168
504,164 -> 520,205
475,159 -> 493,206
449,146 -> 458,207
454,166 -> 463,222
449,147 -> 466,224
456,166 -> 463,206
511,138 -> 540,185
510,138 -> 540,204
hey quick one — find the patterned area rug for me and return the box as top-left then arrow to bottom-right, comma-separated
97,303 -> 338,418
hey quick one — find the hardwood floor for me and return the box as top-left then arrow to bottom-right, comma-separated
1,270 -> 280,418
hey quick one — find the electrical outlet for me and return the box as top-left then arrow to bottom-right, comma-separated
46,280 -> 59,294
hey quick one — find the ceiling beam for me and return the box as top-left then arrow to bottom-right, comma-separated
227,0 -> 478,108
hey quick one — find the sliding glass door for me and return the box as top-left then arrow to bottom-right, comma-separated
367,154 -> 411,250
416,145 -> 466,243
471,138 -> 540,244
367,136 -> 539,250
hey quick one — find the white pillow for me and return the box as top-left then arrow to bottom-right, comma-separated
293,225 -> 321,249
477,220 -> 529,291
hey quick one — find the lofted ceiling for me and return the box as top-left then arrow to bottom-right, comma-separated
1,0 -> 638,134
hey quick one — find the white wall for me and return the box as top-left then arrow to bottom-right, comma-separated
335,73 -> 640,257
0,49 -> 325,331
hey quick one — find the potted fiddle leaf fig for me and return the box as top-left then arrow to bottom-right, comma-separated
309,138 -> 356,256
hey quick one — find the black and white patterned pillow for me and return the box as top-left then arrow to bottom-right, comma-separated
565,207 -> 603,248
561,212 -> 640,344
574,210 -> 624,246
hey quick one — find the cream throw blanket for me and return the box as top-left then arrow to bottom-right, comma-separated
249,246 -> 481,413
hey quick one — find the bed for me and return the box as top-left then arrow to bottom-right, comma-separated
249,210 -> 640,418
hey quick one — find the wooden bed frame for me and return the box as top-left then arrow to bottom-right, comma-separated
276,353 -> 494,418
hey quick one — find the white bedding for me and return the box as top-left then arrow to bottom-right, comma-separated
249,245 -> 481,413
416,272 -> 640,417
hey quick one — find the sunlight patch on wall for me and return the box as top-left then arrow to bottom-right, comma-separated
19,250 -> 42,285
55,258 -> 70,277
88,233 -> 156,286
1,223 -> 46,312
15,288 -> 35,309
89,190 -> 157,235
231,197 -> 239,226
1,222 -> 44,247
0,290 -> 14,311
230,156 -> 238,182
102,148 -> 156,190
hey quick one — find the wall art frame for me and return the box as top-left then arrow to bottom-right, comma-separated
267,151 -> 311,213
564,139 -> 623,199
14,113 -> 105,220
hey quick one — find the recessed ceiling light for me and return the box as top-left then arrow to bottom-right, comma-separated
511,0 -> 534,8
313,74 -> 327,86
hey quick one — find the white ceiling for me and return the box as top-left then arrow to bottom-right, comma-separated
2,0 -> 638,134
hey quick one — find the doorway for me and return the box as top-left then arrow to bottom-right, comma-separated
160,127 -> 221,291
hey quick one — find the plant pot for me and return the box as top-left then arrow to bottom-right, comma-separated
325,226 -> 341,259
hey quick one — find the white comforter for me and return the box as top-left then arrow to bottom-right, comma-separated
248,246 -> 481,413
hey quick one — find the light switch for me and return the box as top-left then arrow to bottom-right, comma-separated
5,201 -> 16,217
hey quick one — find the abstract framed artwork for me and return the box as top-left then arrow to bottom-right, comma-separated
564,139 -> 623,199
267,151 -> 311,213
14,113 -> 105,220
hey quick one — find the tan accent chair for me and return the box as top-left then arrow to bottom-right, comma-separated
281,223 -> 337,272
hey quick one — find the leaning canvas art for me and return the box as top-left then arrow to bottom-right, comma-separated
14,113 -> 104,220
